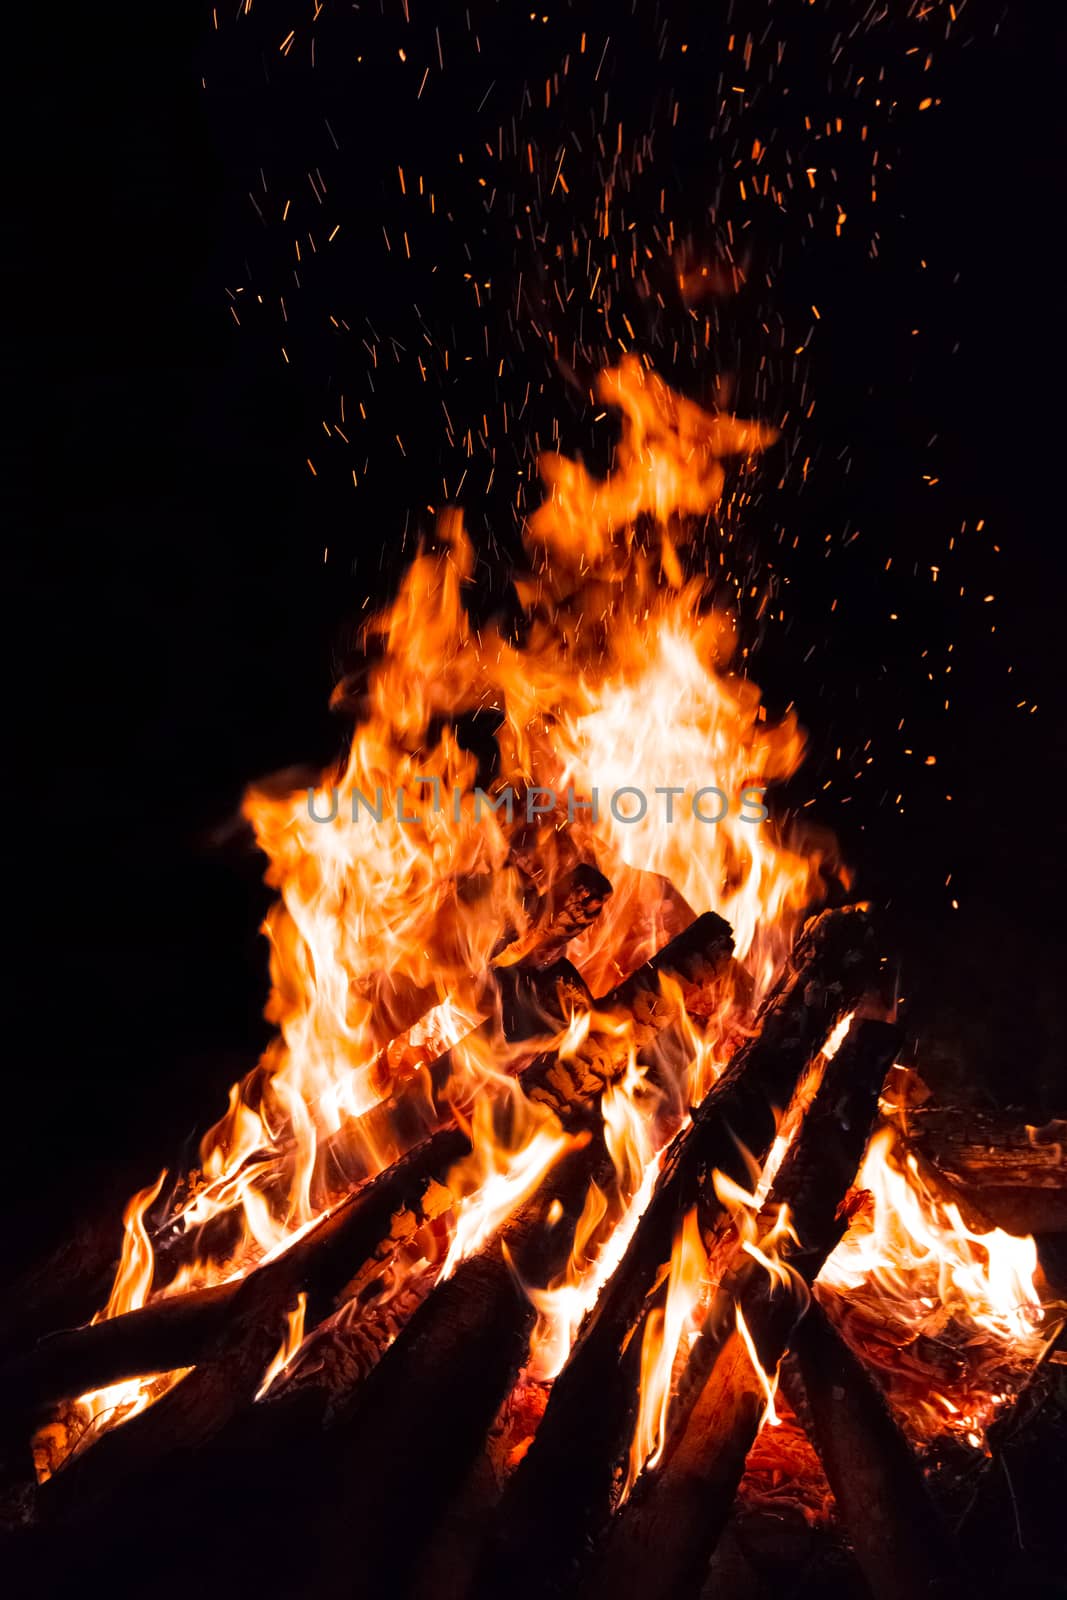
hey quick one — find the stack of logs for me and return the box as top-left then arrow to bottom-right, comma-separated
0,873 -> 1058,1600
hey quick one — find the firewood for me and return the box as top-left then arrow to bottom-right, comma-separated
955,1315 -> 1067,1587
499,860 -> 615,969
32,1254 -> 301,1531
521,910 -> 738,1121
0,1125 -> 469,1428
477,905 -> 880,1598
904,1108 -> 1067,1235
356,855 -> 610,1045
303,1135 -> 616,1600
14,911 -> 734,1521
312,955 -> 593,1197
580,1017 -> 902,1600
783,1297 -> 966,1600
0,864 -> 612,1371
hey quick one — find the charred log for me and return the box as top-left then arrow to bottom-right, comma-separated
0,1125 -> 468,1429
477,905 -> 879,1598
784,1297 -> 966,1600
580,1016 -> 902,1600
904,1108 -> 1067,1236
13,911 -> 734,1531
300,1136 -> 613,1600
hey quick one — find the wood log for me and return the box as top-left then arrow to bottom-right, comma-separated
7,913 -> 730,1422
0,1125 -> 469,1428
356,855 -> 609,1045
496,860 -> 615,970
310,954 -> 593,1198
0,864 -> 612,1371
476,905 -> 880,1599
31,1254 -> 301,1531
521,909 -> 738,1122
783,1297 -> 966,1600
14,911 -> 734,1528
303,1134 -> 616,1599
904,1108 -> 1067,1235
955,1316 -> 1067,1590
581,1016 -> 902,1600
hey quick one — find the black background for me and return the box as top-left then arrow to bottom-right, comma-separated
8,0 -> 1065,1283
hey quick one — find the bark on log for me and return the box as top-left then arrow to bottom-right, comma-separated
7,914 -> 731,1422
311,955 -> 592,1197
954,1315 -> 1067,1587
784,1297 -> 966,1600
303,1135 -> 615,1599
477,905 -> 879,1599
32,1255 -> 300,1531
904,1109 -> 1067,1235
581,1017 -> 902,1600
522,910 -> 738,1122
0,1125 -> 469,1427
14,911 -> 734,1529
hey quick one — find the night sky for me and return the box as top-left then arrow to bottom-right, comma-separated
11,0 -> 1065,1272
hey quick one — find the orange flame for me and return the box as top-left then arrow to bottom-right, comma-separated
35,1176 -> 192,1482
57,358 -> 1030,1490
625,1205 -> 708,1494
819,1125 -> 1046,1447
256,1292 -> 308,1401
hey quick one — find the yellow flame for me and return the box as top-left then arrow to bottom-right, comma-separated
625,1206 -> 708,1495
256,1291 -> 308,1401
49,360 -> 834,1470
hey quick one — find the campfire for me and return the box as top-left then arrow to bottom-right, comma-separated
2,362 -> 1059,1597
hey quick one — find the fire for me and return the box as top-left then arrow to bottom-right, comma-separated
616,1010 -> 854,1500
442,1095 -> 583,1279
34,1176 -> 192,1482
523,1051 -> 665,1382
256,1292 -> 308,1400
734,1304 -> 781,1430
46,357 -> 822,1472
625,1206 -> 708,1494
818,1124 -> 1046,1446
42,356 -> 1044,1499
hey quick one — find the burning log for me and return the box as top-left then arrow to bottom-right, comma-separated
521,906 -> 739,1122
303,1136 -> 615,1599
499,860 -> 616,969
0,1124 -> 469,1428
477,904 -> 879,1598
0,863 -> 612,1372
955,1313 -> 1067,1588
13,910 -> 734,1519
783,1297 -> 966,1600
32,1254 -> 301,1529
313,954 -> 594,1197
358,861 -> 609,1044
580,1016 -> 903,1600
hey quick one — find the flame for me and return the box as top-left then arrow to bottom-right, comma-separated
42,359 -> 842,1474
256,1292 -> 308,1400
618,1012 -> 851,1498
819,1124 -> 1046,1446
524,1051 -> 666,1381
39,358 -> 1051,1489
442,1096 -> 582,1279
35,1176 -> 191,1482
625,1206 -> 708,1494
735,1302 -> 782,1429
